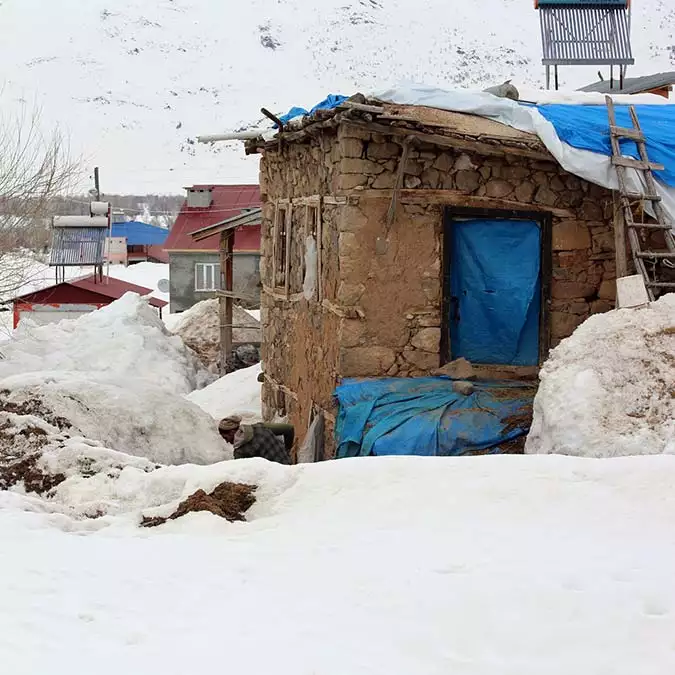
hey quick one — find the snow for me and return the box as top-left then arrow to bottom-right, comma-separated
1,0 -> 674,193
2,454 -> 675,673
0,293 -> 227,465
187,363 -> 262,422
526,295 -> 675,458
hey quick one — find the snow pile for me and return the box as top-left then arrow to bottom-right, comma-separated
187,363 -> 262,423
166,298 -> 261,372
0,294 -> 227,465
2,454 -> 675,673
527,295 -> 675,457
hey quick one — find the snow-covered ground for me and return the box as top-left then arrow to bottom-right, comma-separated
2,454 -> 675,674
1,0 -> 674,193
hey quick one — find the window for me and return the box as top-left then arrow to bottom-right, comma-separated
195,262 -> 220,291
273,203 -> 290,289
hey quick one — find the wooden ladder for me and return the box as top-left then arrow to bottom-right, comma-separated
606,95 -> 675,301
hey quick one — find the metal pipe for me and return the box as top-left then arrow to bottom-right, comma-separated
197,130 -> 264,143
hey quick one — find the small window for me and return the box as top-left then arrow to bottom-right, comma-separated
195,262 -> 220,291
273,203 -> 290,289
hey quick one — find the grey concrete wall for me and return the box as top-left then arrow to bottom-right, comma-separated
169,252 -> 261,313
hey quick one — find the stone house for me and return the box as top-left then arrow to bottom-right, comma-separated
245,100 -> 620,457
164,185 -> 262,313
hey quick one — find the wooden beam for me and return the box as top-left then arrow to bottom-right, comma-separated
613,191 -> 629,278
284,203 -> 292,300
343,120 -> 552,162
346,189 -> 576,219
215,289 -> 260,305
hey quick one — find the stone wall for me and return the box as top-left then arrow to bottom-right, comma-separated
257,120 -> 618,455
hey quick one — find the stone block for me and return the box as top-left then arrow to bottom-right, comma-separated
432,357 -> 474,380
433,153 -> 454,173
340,319 -> 367,347
337,174 -> 368,191
590,299 -> 614,314
341,346 -> 397,377
405,159 -> 425,176
598,279 -> 617,301
552,221 -> 591,251
366,142 -> 401,160
551,312 -> 583,339
550,175 -> 565,192
534,185 -> 558,206
455,170 -> 481,193
404,175 -> 422,189
485,179 -> 514,198
339,137 -> 364,158
338,231 -> 361,258
580,200 -> 604,220
454,154 -> 477,171
410,327 -> 441,353
371,172 -> 397,189
402,349 -> 439,371
551,281 -> 596,300
503,165 -> 530,182
479,165 -> 491,181
340,158 -> 384,175
514,181 -> 535,202
337,282 -> 366,305
421,167 -> 440,188
452,380 -> 475,396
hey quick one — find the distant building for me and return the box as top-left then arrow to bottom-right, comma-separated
164,185 -> 261,313
578,71 -> 675,99
106,220 -> 170,265
12,275 -> 167,328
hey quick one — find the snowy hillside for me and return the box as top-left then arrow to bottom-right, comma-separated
1,0 -> 674,193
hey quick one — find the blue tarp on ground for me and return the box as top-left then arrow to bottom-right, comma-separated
278,94 -> 348,125
335,377 -> 535,458
534,104 -> 675,187
450,219 -> 541,366
111,221 -> 169,246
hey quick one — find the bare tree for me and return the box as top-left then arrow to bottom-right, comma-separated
0,106 -> 81,301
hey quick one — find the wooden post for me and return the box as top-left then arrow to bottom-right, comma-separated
219,230 -> 235,375
613,191 -> 629,278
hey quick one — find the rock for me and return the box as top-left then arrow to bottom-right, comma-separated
337,282 -> 366,305
432,357 -> 474,380
339,137 -> 363,158
433,153 -> 454,173
551,281 -> 597,300
341,346 -> 397,376
340,319 -> 366,347
514,181 -> 536,202
552,221 -> 591,251
405,159 -> 425,176
371,172 -> 397,189
590,299 -> 614,314
366,141 -> 401,160
452,380 -> 475,396
402,350 -> 439,371
503,165 -> 530,182
534,185 -> 558,206
479,165 -> 492,181
453,154 -> 476,171
485,179 -> 514,198
337,174 -> 368,191
404,175 -> 422,189
551,311 -> 584,339
340,158 -> 384,175
598,279 -> 617,301
411,327 -> 441,353
455,170 -> 481,193
550,175 -> 565,192
421,167 -> 440,188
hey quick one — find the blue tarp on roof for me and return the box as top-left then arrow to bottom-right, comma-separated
534,104 -> 675,187
278,94 -> 348,125
334,377 -> 535,458
111,220 -> 169,246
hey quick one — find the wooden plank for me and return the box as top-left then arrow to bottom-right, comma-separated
292,195 -> 321,206
613,192 -> 629,278
323,196 -> 348,205
337,101 -> 385,114
317,201 -> 323,302
284,203 -> 292,300
646,281 -> 675,288
271,202 -> 279,289
610,125 -> 645,142
611,156 -> 665,172
343,120 -> 553,162
215,289 -> 260,304
627,222 -> 673,230
636,251 -> 675,259
347,188 -> 576,219
622,192 -> 661,202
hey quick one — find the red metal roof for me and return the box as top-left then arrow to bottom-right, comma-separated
13,275 -> 168,308
164,184 -> 261,252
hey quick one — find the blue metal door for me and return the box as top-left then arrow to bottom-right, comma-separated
449,219 -> 541,366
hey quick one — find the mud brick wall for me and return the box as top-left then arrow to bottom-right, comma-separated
257,121 -> 618,454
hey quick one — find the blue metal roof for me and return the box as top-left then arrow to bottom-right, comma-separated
110,220 -> 169,246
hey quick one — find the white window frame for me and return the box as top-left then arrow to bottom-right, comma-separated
194,262 -> 220,292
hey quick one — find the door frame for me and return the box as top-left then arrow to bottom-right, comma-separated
441,206 -> 552,368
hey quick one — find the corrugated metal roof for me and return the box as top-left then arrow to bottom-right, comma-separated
540,6 -> 634,66
190,207 -> 263,242
110,220 -> 169,246
49,227 -> 107,266
164,184 -> 261,251
579,71 -> 675,94
537,1 -> 628,6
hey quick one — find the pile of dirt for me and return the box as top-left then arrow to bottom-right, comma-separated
141,481 -> 256,527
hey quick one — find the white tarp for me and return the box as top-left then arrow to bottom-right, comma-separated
374,84 -> 675,222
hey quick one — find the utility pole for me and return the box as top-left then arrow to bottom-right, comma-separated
94,167 -> 101,201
